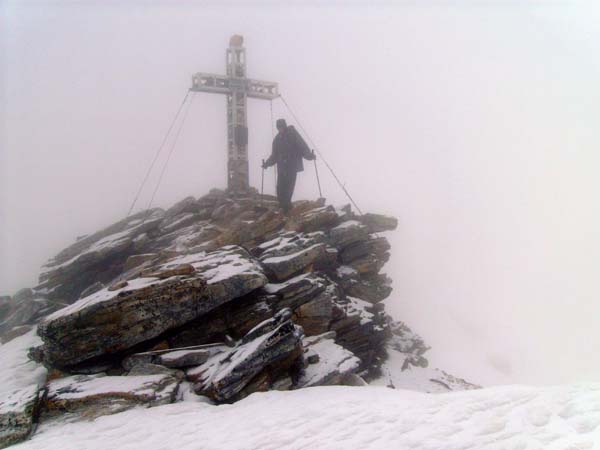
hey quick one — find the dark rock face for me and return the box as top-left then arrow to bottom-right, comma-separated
188,309 -> 303,402
1,189 -> 410,447
37,246 -> 267,368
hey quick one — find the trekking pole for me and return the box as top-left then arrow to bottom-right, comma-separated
261,159 -> 265,206
313,151 -> 323,198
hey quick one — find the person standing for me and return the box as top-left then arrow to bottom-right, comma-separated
262,119 -> 315,214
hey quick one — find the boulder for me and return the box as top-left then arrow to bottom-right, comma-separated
328,220 -> 370,249
330,296 -> 389,376
188,309 -> 303,402
339,236 -> 391,263
294,205 -> 340,233
261,243 -> 330,281
292,283 -> 336,336
37,246 -> 267,367
43,373 -> 180,420
263,273 -> 329,311
342,273 -> 393,304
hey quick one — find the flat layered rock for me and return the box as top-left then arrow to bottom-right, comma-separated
293,205 -> 341,233
122,343 -> 226,370
188,309 -> 303,402
297,333 -> 360,388
37,247 -> 267,367
263,273 -> 328,311
43,373 -> 180,420
328,220 -> 370,249
261,243 -> 329,281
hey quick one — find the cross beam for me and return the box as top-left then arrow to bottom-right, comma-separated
191,35 -> 279,192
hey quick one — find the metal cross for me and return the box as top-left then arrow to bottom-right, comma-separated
190,35 -> 279,193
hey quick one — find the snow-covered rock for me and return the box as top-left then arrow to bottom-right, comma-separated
43,373 -> 180,420
36,246 -> 267,368
0,330 -> 47,448
297,333 -> 360,387
188,309 -> 303,402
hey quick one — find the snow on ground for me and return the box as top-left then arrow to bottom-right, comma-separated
0,330 -> 47,415
373,347 -> 479,393
14,384 -> 600,450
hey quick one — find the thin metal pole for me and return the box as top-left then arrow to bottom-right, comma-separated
314,155 -> 323,198
261,159 -> 265,206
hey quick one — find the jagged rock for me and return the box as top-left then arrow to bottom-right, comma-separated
123,344 -> 226,370
215,210 -> 286,250
296,333 -> 360,388
25,191 -> 401,403
294,205 -> 340,233
330,296 -> 389,377
188,310 -> 303,402
254,231 -> 326,258
357,213 -> 398,233
37,209 -> 165,301
43,373 -> 180,420
340,236 -> 391,263
347,253 -> 389,275
37,246 -> 267,367
387,319 -> 431,371
343,273 -> 393,304
261,243 -> 330,281
263,272 -> 331,312
328,220 -> 370,249
167,293 -> 274,348
292,282 -> 337,336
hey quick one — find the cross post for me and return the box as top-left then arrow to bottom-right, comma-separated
191,35 -> 279,193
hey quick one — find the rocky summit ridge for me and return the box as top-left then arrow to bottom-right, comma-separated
0,188 -> 478,448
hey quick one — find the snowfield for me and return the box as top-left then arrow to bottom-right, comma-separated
14,383 -> 600,450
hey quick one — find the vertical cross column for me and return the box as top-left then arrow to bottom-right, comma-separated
226,35 -> 249,192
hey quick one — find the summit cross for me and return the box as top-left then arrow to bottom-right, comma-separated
190,34 -> 279,192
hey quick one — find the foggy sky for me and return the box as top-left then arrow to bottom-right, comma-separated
1,0 -> 599,386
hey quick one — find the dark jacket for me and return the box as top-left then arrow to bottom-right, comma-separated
264,125 -> 314,173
